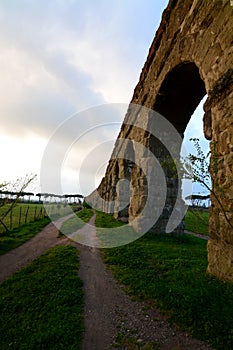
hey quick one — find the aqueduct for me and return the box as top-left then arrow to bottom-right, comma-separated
87,0 -> 233,281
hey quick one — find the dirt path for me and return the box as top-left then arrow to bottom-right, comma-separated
0,214 -> 73,283
76,217 -> 214,350
69,213 -> 101,247
0,214 -> 214,349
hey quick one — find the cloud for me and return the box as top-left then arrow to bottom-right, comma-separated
0,0 -> 171,194
0,0 -> 168,136
39,104 -> 127,195
0,134 -> 47,182
0,32 -> 104,138
0,47 -> 104,138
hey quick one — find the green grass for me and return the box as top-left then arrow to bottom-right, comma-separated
0,203 -> 73,234
0,203 -> 46,233
95,211 -> 141,247
60,208 -> 94,236
0,217 -> 51,255
185,209 -> 209,235
45,203 -> 76,220
95,210 -> 126,228
94,208 -> 209,246
0,245 -> 84,350
103,229 -> 233,350
78,208 -> 94,222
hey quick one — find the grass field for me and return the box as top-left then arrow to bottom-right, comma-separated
95,208 -> 209,236
1,204 -> 225,349
95,211 -> 141,247
60,208 -> 94,236
0,245 -> 84,350
0,203 -> 73,234
0,217 -> 51,255
96,211 -> 233,350
0,203 -> 46,233
0,205 -> 90,255
185,209 -> 209,235
95,211 -> 126,228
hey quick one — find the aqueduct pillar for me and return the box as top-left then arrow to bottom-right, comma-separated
87,0 -> 233,282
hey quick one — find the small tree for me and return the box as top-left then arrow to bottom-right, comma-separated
162,138 -> 232,233
0,174 -> 37,232
183,138 -> 233,230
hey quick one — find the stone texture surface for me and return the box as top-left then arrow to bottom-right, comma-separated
86,0 -> 233,282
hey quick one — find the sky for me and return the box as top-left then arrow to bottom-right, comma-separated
0,0 -> 209,198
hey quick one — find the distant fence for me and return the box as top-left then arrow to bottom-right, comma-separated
0,204 -> 47,234
0,203 -> 81,234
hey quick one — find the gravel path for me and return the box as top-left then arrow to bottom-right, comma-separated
76,216 -> 214,350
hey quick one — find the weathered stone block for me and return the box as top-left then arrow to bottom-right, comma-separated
92,0 -> 233,282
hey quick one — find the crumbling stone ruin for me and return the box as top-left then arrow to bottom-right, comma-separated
87,0 -> 233,282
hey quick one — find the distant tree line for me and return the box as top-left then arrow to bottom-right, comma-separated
0,190 -> 83,204
35,193 -> 84,204
0,191 -> 34,203
185,194 -> 210,208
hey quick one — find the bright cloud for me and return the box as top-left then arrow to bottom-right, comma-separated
0,0 -> 211,198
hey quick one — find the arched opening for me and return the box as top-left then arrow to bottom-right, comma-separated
151,62 -> 208,233
154,62 -> 206,135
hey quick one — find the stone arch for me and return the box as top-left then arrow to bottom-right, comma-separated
87,0 -> 233,282
137,61 -> 208,234
153,61 -> 206,135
